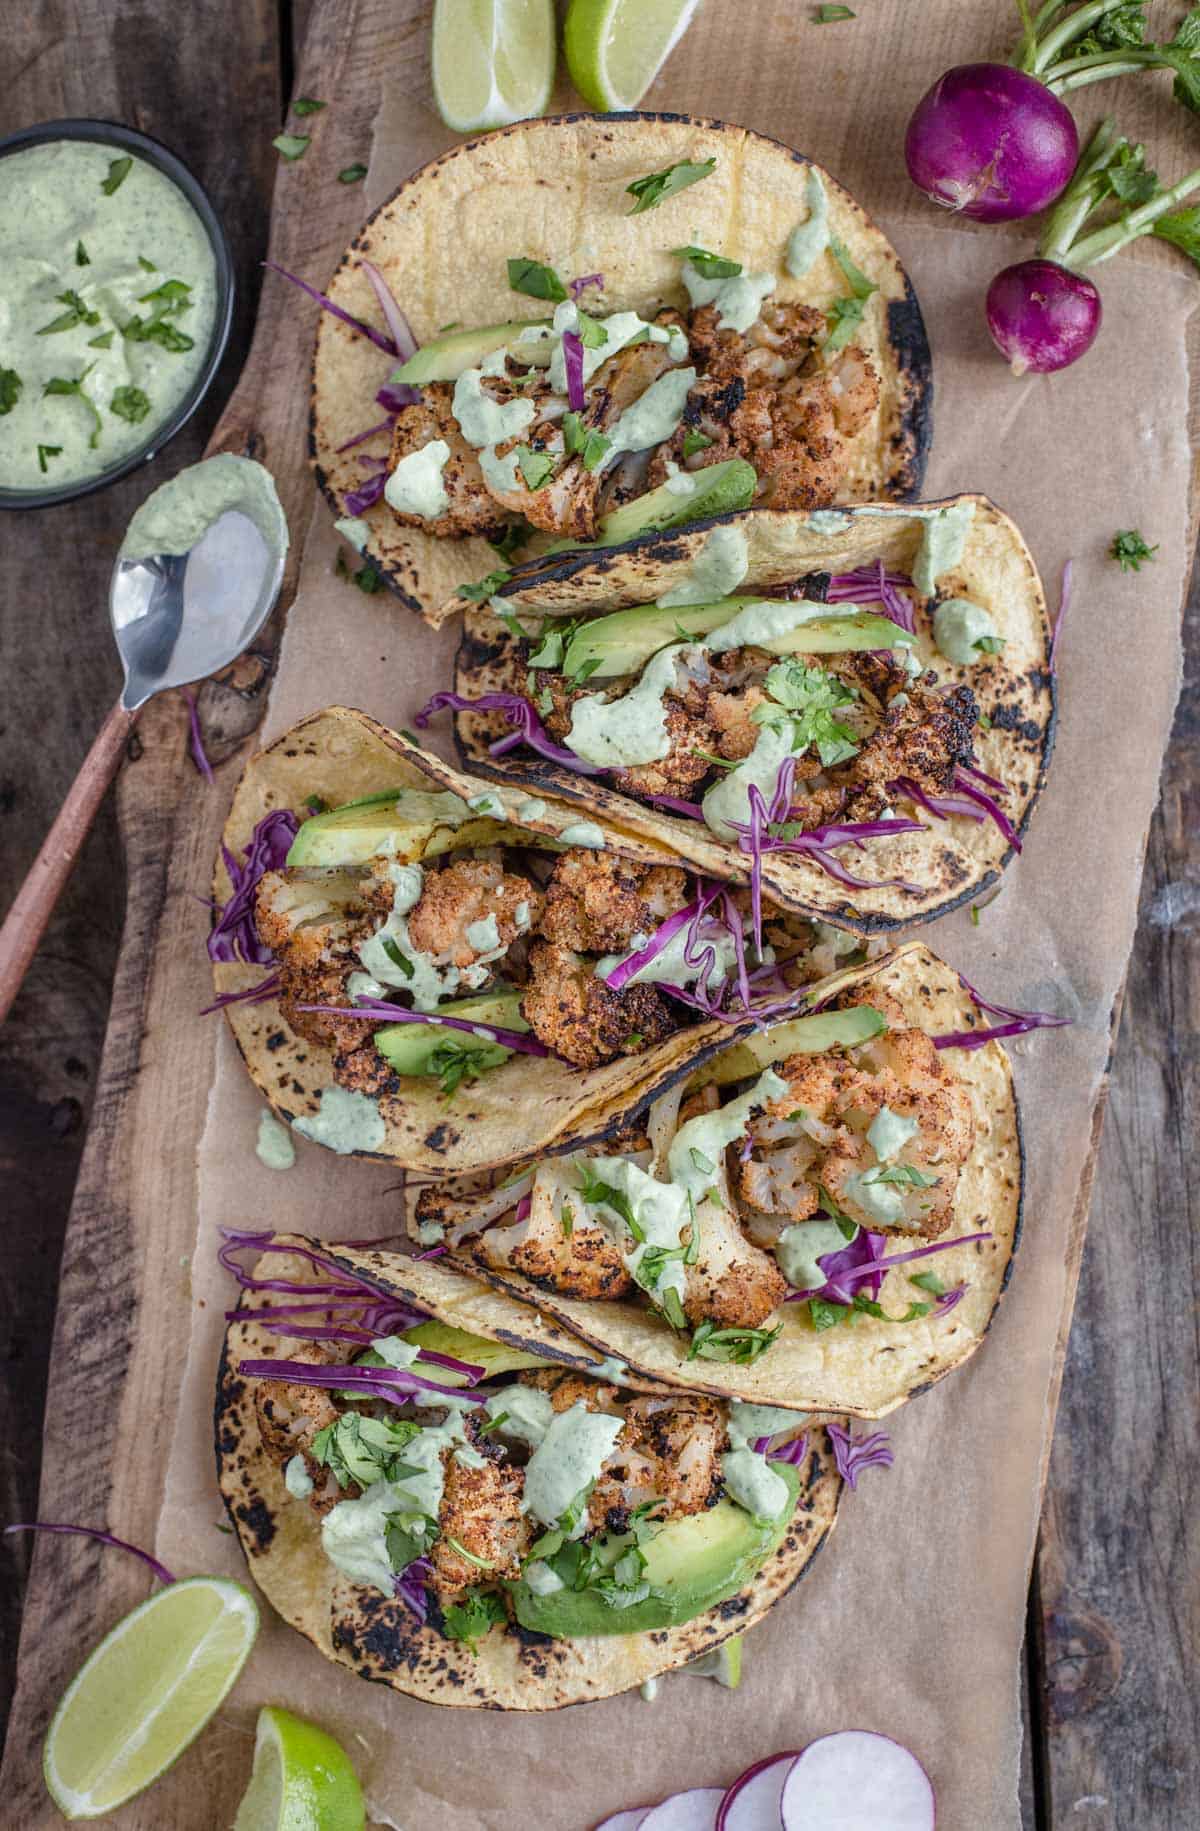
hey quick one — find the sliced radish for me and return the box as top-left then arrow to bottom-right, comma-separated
717,1752 -> 799,1830
780,1731 -> 935,1829
595,1813 -> 651,1831
640,1788 -> 726,1830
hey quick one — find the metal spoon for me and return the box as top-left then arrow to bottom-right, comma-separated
0,459 -> 288,1022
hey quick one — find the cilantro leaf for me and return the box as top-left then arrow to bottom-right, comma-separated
75,240 -> 90,267
909,1270 -> 947,1296
36,444 -> 62,473
562,411 -> 611,471
682,427 -> 713,458
815,3 -> 856,17
829,234 -> 877,301
517,446 -> 555,491
823,294 -> 868,353
273,132 -> 311,161
88,331 -> 114,349
626,157 -> 717,215
110,385 -> 151,425
292,96 -> 326,114
380,936 -> 414,977
974,635 -> 1006,655
1175,5 -> 1200,51
457,567 -> 513,602
489,520 -> 531,562
442,1587 -> 507,1652
338,163 -> 369,184
428,1039 -> 502,1098
864,1163 -> 940,1189
101,156 -> 132,195
1109,528 -> 1158,572
0,369 -> 21,416
37,290 -> 101,336
808,1297 -> 847,1331
672,243 -> 742,278
574,311 -> 608,349
758,660 -> 860,766
575,1163 -> 644,1240
507,256 -> 567,302
43,369 -> 102,448
688,1320 -> 782,1364
1154,204 -> 1200,271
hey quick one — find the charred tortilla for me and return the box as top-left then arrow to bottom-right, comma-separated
215,705 -> 842,1176
397,944 -> 1023,1419
216,1241 -> 842,1709
450,496 -> 1055,934
309,111 -> 931,627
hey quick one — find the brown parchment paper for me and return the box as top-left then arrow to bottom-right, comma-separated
158,40 -> 1193,1831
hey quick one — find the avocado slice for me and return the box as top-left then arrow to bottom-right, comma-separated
594,457 -> 757,549
691,1005 -> 887,1090
508,1464 -> 800,1638
391,318 -> 551,386
287,790 -> 533,869
562,599 -> 912,681
398,1321 -> 550,1386
374,991 -> 529,1079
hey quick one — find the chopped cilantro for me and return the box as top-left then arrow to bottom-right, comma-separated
517,446 -> 555,491
380,937 -> 415,977
335,548 -> 384,592
429,1040 -> 500,1099
273,133 -> 311,161
36,444 -> 63,473
1109,529 -> 1158,572
909,1270 -> 947,1296
688,1320 -> 782,1364
574,312 -> 608,350
575,1162 -> 643,1240
458,567 -> 513,602
689,1148 -> 715,1175
865,1163 -> 940,1189
659,1286 -> 688,1331
974,635 -> 1006,654
43,369 -> 102,448
88,330 -> 114,349
338,163 -> 369,184
507,256 -> 567,302
442,1587 -> 507,1651
37,290 -> 101,336
757,659 -> 859,766
489,521 -> 531,562
0,369 -> 21,416
815,3 -> 856,17
626,157 -> 717,215
101,156 -> 132,195
808,1297 -> 845,1332
682,427 -> 713,459
672,243 -> 742,278
446,1535 -> 495,1570
138,254 -> 157,271
293,96 -> 326,115
75,241 -> 90,267
562,411 -> 611,470
110,385 -> 152,425
560,1200 -> 575,1239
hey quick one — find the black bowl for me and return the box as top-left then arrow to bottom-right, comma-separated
0,118 -> 235,510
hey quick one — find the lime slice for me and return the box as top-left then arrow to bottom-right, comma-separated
565,0 -> 700,111
44,1577 -> 259,1820
686,1633 -> 744,1687
234,1706 -> 365,1831
432,0 -> 557,134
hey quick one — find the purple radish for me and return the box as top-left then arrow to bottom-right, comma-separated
717,1752 -> 799,1829
985,258 -> 1101,374
780,1731 -> 935,1829
594,1814 -> 651,1831
640,1789 -> 727,1831
905,63 -> 1077,222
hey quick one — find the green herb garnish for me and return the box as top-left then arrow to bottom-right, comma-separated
575,1163 -> 643,1240
380,936 -> 414,978
43,369 -> 102,448
909,1270 -> 947,1296
338,163 -> 369,184
458,567 -> 513,603
815,3 -> 856,18
293,97 -> 326,115
37,290 -> 101,336
75,241 -> 91,267
0,369 -> 21,416
672,243 -> 742,278
36,444 -> 63,473
626,157 -> 717,215
110,385 -> 152,425
442,1588 -> 507,1652
562,412 -> 611,471
517,446 -> 555,491
101,156 -> 132,195
688,1320 -> 782,1364
682,427 -> 713,459
507,256 -> 567,301
1109,528 -> 1158,572
273,133 -> 310,161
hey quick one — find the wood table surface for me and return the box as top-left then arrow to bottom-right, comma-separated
1,4 -> 1196,1826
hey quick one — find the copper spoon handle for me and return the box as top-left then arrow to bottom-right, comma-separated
0,697 -> 137,1024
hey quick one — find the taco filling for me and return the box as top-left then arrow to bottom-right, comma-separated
233,793 -> 856,1094
235,1282 -> 814,1649
377,238 -> 884,552
417,979 -> 992,1358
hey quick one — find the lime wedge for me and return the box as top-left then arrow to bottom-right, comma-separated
565,0 -> 700,111
43,1576 -> 259,1820
686,1632 -> 744,1687
432,0 -> 557,134
234,1706 -> 365,1831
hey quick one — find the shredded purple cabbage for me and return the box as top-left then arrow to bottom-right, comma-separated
888,776 -> 985,824
827,562 -> 916,634
570,272 -> 604,299
295,1000 -> 551,1056
562,330 -> 586,411
416,690 -> 605,775
237,1357 -> 487,1407
933,972 -> 1070,1052
786,1227 -> 993,1307
755,1432 -> 810,1467
4,1521 -> 175,1585
207,809 -> 300,966
183,687 -> 214,785
396,1555 -> 434,1621
826,1424 -> 894,1490
361,259 -> 417,361
642,793 -> 705,819
951,768 -> 1020,851
336,415 -> 394,455
377,381 -> 419,414
265,261 -> 397,354
218,1229 -> 428,1334
936,1285 -> 967,1315
199,971 -> 282,1017
344,469 -> 388,515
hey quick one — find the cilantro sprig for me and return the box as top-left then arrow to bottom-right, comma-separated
626,157 -> 717,215
507,256 -> 567,302
1109,528 -> 1158,571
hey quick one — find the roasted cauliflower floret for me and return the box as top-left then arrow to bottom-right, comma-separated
588,1393 -> 727,1534
406,857 -> 540,966
537,850 -> 689,953
521,940 -> 679,1068
427,1449 -> 531,1601
254,1339 -> 355,1517
386,387 -> 510,539
462,1167 -> 635,1299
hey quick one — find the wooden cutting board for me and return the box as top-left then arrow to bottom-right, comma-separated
2,1 -> 1196,1824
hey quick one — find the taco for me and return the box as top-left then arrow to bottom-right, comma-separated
305,111 -> 931,625
427,494 -> 1055,933
216,1233 -> 842,1709
404,943 -> 1024,1418
211,705 -> 870,1176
